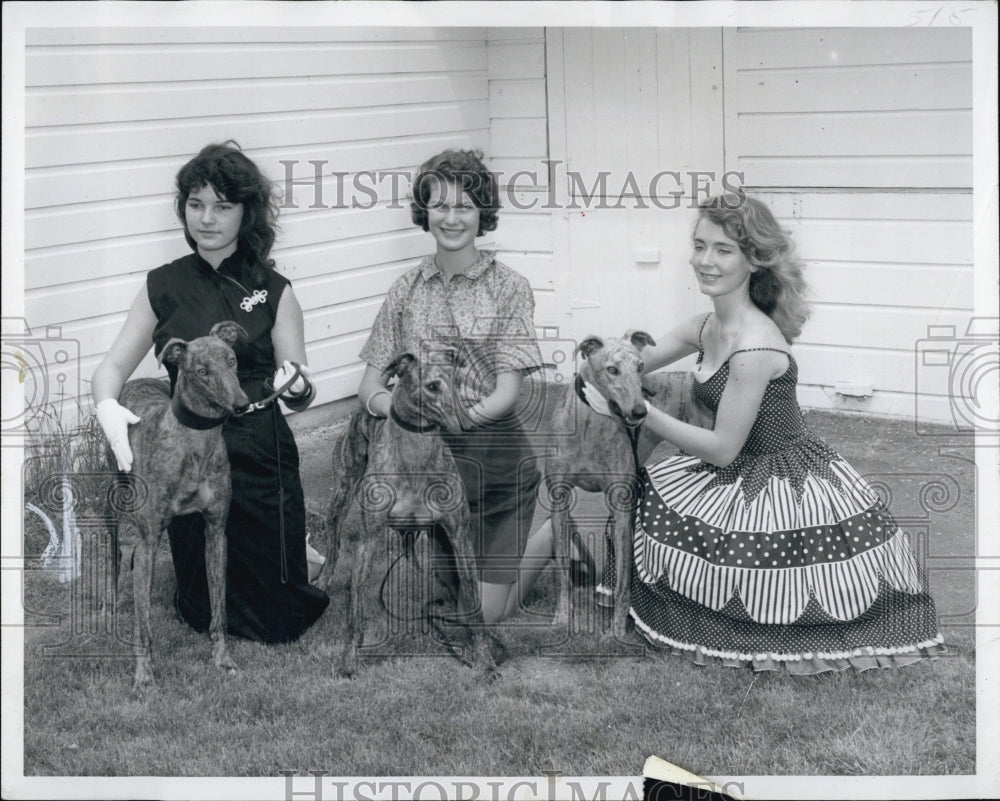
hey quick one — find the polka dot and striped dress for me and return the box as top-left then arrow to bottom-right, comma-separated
624,326 -> 944,672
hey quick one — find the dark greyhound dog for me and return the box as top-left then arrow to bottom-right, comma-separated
541,332 -> 713,639
326,351 -> 500,679
110,321 -> 248,690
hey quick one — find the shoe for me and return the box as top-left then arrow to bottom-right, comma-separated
306,537 -> 326,584
569,527 -> 597,588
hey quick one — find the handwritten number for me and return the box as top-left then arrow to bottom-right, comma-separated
908,6 -> 975,25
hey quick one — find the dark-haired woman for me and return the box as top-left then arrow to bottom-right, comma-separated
611,193 -> 943,672
93,141 -> 329,643
358,148 -> 594,623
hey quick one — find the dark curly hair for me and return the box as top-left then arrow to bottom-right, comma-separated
409,149 -> 500,236
698,193 -> 811,343
175,140 -> 278,289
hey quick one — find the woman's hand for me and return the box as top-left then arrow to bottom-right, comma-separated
581,381 -> 613,416
461,371 -> 524,429
274,360 -> 315,411
92,285 -> 157,472
96,399 -> 141,471
273,360 -> 308,394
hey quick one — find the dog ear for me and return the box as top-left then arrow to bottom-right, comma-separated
629,330 -> 657,350
385,353 -> 418,379
576,336 -> 604,360
210,321 -> 248,348
159,338 -> 188,367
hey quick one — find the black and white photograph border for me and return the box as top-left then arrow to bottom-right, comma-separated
2,1 -> 998,800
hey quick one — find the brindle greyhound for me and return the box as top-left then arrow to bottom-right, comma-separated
109,321 -> 249,690
326,351 -> 500,679
542,332 -> 713,639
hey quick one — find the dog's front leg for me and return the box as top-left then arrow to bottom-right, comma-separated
610,506 -> 633,640
131,521 -> 157,690
441,507 -> 498,676
338,528 -> 371,677
203,510 -> 237,675
544,474 -> 573,631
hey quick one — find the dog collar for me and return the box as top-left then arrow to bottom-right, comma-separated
170,392 -> 229,430
389,405 -> 439,434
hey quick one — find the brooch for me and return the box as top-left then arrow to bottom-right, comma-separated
240,289 -> 268,312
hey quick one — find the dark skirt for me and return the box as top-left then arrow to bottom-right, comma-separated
168,403 -> 329,643
442,418 -> 541,584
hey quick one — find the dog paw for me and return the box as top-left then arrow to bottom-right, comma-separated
132,671 -> 155,693
213,645 -> 239,675
337,651 -> 358,679
478,666 -> 503,685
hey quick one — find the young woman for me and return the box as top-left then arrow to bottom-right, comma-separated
358,148 -> 594,624
618,193 -> 943,672
93,141 -> 329,643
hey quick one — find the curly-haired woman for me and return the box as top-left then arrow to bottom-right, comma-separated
358,148 -> 595,625
93,141 -> 329,643
610,193 -> 943,672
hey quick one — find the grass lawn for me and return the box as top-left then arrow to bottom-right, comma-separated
18,410 -> 978,778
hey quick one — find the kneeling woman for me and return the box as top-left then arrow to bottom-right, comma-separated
93,141 -> 329,642
622,193 -> 943,672
357,148 -> 595,623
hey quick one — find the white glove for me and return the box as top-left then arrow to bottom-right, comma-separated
581,381 -> 613,417
96,398 -> 141,472
273,360 -> 309,395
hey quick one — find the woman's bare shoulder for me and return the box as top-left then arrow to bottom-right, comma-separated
737,312 -> 789,352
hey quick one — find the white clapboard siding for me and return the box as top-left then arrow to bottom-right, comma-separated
486,30 -> 559,326
548,27 -> 973,424
27,132 -> 482,210
722,28 -> 974,422
723,28 -> 972,189
23,27 -> 494,414
756,191 -> 974,418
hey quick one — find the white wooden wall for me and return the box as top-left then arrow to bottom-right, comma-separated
487,30 -> 560,324
22,26 -> 974,423
547,26 -> 973,422
723,27 -> 974,420
24,26 -> 493,410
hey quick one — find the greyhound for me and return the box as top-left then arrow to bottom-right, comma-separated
109,321 -> 248,690
540,333 -> 714,639
326,351 -> 500,679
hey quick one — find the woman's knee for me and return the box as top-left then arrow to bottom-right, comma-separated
479,581 -> 515,623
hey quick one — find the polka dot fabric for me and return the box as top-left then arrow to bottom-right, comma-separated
622,320 -> 944,673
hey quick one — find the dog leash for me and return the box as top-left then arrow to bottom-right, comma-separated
231,361 -> 305,416
271,403 -> 289,584
378,527 -> 432,623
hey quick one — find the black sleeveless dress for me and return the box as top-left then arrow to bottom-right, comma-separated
620,316 -> 943,672
146,250 -> 329,643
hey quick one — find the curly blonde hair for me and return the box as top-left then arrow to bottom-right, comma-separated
698,193 -> 811,343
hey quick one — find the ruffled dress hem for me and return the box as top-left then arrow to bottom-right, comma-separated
630,606 -> 946,673
597,583 -> 945,673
